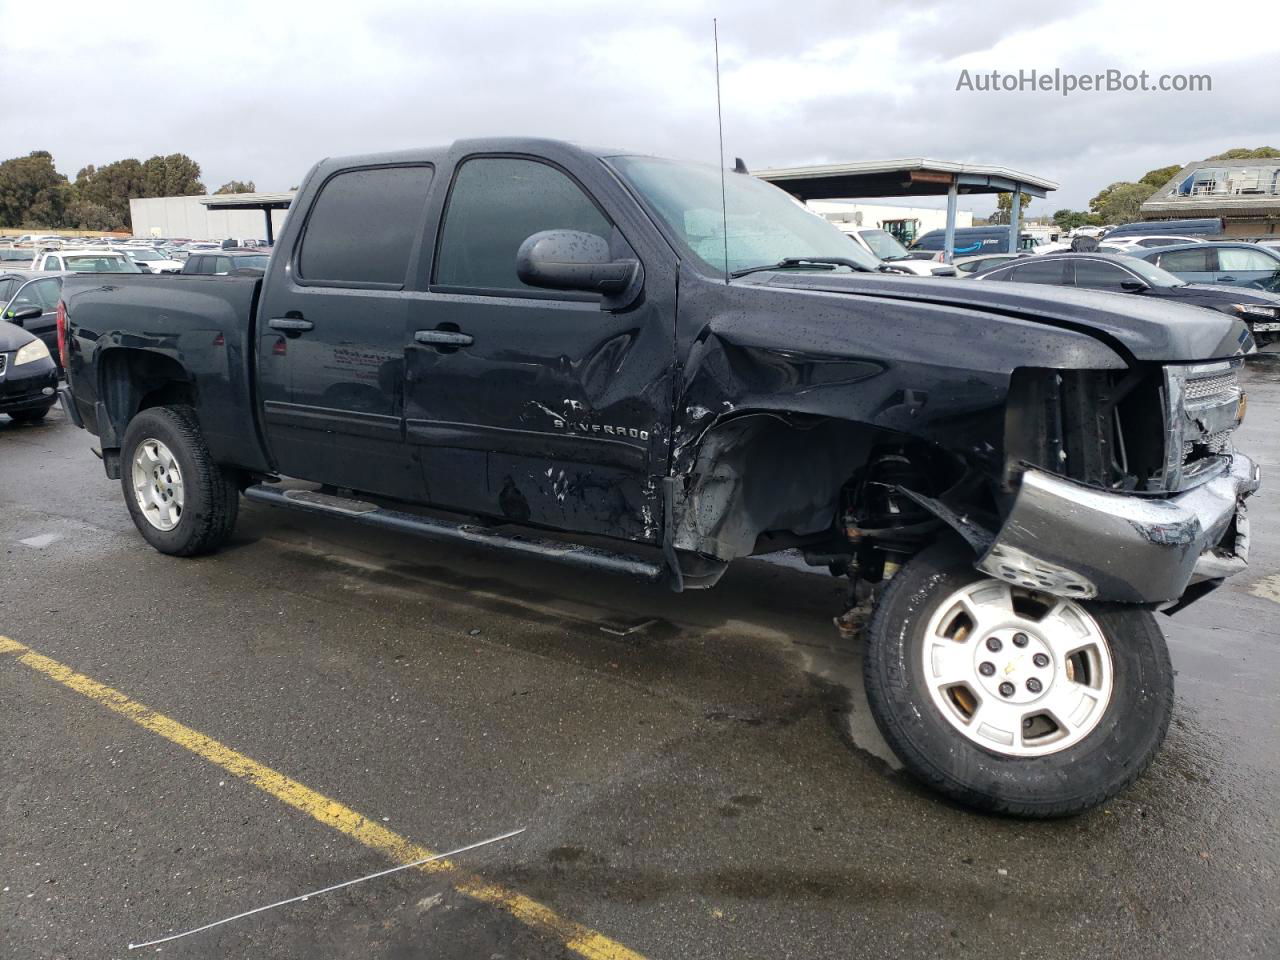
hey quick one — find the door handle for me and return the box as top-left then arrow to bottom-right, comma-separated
1218,276 -> 1236,283
414,329 -> 473,347
268,317 -> 314,332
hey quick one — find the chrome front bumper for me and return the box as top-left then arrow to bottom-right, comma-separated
978,454 -> 1261,604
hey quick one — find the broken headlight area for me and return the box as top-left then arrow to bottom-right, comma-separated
1004,361 -> 1245,495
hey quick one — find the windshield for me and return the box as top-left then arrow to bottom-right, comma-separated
609,156 -> 881,275
857,228 -> 910,260
128,250 -> 162,261
64,255 -> 140,273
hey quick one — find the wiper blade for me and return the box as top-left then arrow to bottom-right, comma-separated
729,256 -> 876,279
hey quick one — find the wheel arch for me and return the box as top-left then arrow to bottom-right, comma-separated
669,408 -> 975,562
97,347 -> 197,449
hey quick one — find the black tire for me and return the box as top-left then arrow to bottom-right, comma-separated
863,541 -> 1173,818
8,403 -> 53,423
119,405 -> 239,556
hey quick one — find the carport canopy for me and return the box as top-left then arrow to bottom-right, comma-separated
197,191 -> 294,245
757,158 -> 1058,262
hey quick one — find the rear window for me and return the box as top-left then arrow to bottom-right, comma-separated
297,165 -> 434,285
63,255 -> 137,273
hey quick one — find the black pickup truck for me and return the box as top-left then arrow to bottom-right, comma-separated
59,138 -> 1260,816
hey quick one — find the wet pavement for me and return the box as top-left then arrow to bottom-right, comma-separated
1,365 -> 1278,960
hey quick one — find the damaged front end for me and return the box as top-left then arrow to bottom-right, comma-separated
980,359 -> 1260,608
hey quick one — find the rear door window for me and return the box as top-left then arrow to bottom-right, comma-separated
1009,260 -> 1066,284
434,157 -> 612,293
297,165 -> 434,286
1156,248 -> 1214,272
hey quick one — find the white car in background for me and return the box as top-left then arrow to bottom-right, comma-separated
1102,234 -> 1206,251
841,226 -> 956,276
31,249 -> 141,273
115,247 -> 183,274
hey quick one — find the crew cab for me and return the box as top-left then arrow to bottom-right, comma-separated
58,138 -> 1261,817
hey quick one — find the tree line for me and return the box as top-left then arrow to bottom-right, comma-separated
0,150 -> 257,232
1052,146 -> 1280,232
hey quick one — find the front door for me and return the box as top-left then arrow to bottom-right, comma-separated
402,154 -> 675,542
1215,247 -> 1280,290
5,276 -> 62,359
256,164 -> 435,499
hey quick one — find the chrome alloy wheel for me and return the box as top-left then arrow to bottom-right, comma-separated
921,579 -> 1114,757
131,438 -> 185,531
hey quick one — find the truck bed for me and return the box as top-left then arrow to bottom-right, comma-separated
61,274 -> 270,472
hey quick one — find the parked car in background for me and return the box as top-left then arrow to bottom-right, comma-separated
32,250 -> 141,273
116,247 -> 184,274
0,271 -> 68,370
1105,235 -> 1207,251
180,250 -> 271,275
1103,217 -> 1223,241
0,315 -> 58,422
952,252 -> 1026,274
0,248 -> 34,266
1130,242 -> 1280,293
841,226 -> 956,276
970,252 -> 1280,344
906,226 -> 1038,258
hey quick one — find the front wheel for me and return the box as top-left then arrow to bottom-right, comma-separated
863,542 -> 1172,817
120,405 -> 239,556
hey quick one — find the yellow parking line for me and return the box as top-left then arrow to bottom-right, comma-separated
0,635 -> 645,960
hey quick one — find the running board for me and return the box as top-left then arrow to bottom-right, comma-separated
243,484 -> 668,583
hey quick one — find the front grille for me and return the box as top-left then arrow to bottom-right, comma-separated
0,353 -> 6,374
1161,361 -> 1244,491
1183,370 -> 1237,403
1184,429 -> 1234,458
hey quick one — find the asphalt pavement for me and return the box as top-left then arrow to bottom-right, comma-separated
2,365 -> 1278,960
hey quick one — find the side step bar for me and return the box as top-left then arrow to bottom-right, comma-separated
243,484 -> 668,583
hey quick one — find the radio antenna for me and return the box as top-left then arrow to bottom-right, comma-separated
714,18 -> 729,284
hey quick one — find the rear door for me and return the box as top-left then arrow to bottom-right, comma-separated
401,151 -> 677,541
256,163 -> 435,499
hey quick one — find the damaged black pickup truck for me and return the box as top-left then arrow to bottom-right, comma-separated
59,138 -> 1260,817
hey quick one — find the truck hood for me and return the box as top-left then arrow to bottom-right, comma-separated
744,272 -> 1254,363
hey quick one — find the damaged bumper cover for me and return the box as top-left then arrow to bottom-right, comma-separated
978,454 -> 1261,604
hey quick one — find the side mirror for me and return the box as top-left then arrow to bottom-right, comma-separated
6,306 -> 42,324
1120,279 -> 1147,292
516,230 -> 639,296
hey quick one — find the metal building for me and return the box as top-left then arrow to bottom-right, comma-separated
129,192 -> 294,241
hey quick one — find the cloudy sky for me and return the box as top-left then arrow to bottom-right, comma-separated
2,0 -> 1276,216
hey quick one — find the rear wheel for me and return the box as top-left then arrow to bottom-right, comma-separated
863,542 -> 1172,817
7,403 -> 53,423
120,405 -> 239,556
